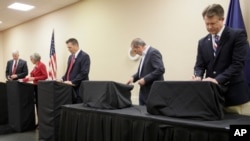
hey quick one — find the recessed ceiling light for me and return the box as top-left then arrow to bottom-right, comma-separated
8,2 -> 35,11
0,21 -> 2,24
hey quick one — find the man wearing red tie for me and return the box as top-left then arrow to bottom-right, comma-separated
61,38 -> 90,103
5,50 -> 28,80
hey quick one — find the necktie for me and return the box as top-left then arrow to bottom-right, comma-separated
213,35 -> 220,56
66,55 -> 75,81
12,61 -> 17,75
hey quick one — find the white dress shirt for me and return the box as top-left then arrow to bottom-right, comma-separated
139,45 -> 150,77
12,59 -> 19,72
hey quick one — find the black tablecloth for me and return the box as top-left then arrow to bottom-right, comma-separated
80,81 -> 133,109
147,81 -> 225,120
6,81 -> 35,132
59,104 -> 250,141
38,81 -> 73,141
0,82 -> 8,125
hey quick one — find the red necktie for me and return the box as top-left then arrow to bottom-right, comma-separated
66,55 -> 75,81
12,61 -> 17,75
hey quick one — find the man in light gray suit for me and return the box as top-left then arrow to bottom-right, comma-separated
127,38 -> 165,105
5,50 -> 28,80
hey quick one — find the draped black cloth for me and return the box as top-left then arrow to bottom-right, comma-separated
6,81 -> 35,132
59,104 -> 250,141
147,81 -> 225,120
0,82 -> 8,125
38,81 -> 73,141
80,81 -> 133,109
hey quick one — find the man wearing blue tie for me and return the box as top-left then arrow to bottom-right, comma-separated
5,50 -> 28,80
61,38 -> 91,103
193,4 -> 250,115
127,38 -> 165,105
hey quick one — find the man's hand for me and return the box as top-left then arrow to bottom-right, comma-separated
64,81 -> 75,86
7,76 -> 12,80
10,74 -> 18,79
56,78 -> 63,82
202,77 -> 218,84
127,77 -> 134,85
192,75 -> 202,81
138,78 -> 145,86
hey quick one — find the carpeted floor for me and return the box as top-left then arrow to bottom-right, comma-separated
0,129 -> 38,141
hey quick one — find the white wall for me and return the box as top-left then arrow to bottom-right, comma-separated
0,0 -> 249,104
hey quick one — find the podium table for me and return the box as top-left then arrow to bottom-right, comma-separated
58,104 -> 250,141
0,82 -> 8,125
6,81 -> 35,132
147,81 -> 225,120
38,81 -> 73,141
80,81 -> 133,109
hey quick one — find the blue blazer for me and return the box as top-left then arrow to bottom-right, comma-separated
133,47 -> 165,98
194,27 -> 250,106
5,59 -> 28,80
62,50 -> 90,86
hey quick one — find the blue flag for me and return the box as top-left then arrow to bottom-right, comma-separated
226,0 -> 250,88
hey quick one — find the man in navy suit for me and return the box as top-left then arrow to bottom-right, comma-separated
193,4 -> 250,115
5,50 -> 28,80
62,38 -> 90,103
127,38 -> 165,105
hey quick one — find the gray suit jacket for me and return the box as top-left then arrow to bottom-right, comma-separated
133,46 -> 165,97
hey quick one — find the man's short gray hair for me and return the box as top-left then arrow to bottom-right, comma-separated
131,38 -> 146,48
12,50 -> 19,55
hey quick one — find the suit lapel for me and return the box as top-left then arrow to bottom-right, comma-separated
9,60 -> 14,74
215,27 -> 229,60
72,50 -> 82,67
206,35 -> 215,60
16,60 -> 21,69
140,47 -> 152,74
67,56 -> 71,67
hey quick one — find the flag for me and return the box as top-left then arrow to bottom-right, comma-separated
48,30 -> 57,80
226,0 -> 250,88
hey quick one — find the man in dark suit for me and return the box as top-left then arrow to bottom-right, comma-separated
5,50 -> 28,80
127,38 -> 165,105
193,4 -> 250,115
61,38 -> 90,103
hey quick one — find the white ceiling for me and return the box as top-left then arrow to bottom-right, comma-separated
0,0 -> 81,31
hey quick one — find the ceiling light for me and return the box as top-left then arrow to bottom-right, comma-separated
8,2 -> 35,11
0,21 -> 2,24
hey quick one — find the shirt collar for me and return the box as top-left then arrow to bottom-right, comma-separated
142,45 -> 150,56
74,49 -> 81,58
212,25 -> 225,38
13,59 -> 19,64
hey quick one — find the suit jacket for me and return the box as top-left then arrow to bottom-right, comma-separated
5,59 -> 28,80
30,61 -> 48,84
194,27 -> 250,106
133,46 -> 165,98
62,50 -> 90,86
